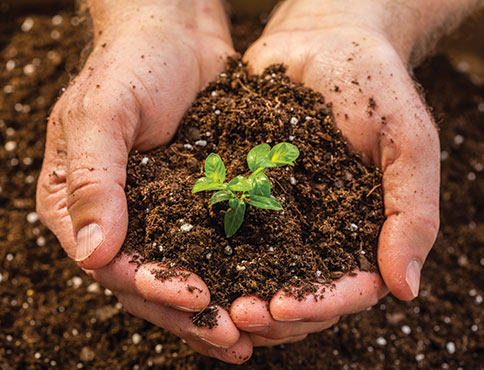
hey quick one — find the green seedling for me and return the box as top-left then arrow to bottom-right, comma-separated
192,142 -> 300,237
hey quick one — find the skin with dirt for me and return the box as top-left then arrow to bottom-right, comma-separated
0,7 -> 482,370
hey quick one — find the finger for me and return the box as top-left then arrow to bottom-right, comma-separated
376,110 -> 440,300
250,333 -> 308,347
54,73 -> 142,270
91,253 -> 210,311
231,296 -> 339,339
186,333 -> 253,364
37,99 -> 76,255
230,296 -> 272,330
117,293 -> 240,349
269,271 -> 387,322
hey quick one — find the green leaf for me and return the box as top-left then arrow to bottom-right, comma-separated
248,172 -> 271,197
192,177 -> 226,193
224,199 -> 246,237
268,142 -> 300,167
247,195 -> 283,210
228,198 -> 239,209
204,153 -> 226,183
228,176 -> 253,192
247,143 -> 272,171
209,190 -> 233,206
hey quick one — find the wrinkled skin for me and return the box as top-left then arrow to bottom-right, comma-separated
36,1 -> 439,364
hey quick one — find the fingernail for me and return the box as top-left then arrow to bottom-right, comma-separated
198,336 -> 227,348
272,316 -> 303,322
244,324 -> 269,335
244,323 -> 269,328
172,304 -> 203,313
75,223 -> 103,261
405,259 -> 421,298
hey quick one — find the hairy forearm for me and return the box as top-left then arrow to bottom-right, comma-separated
266,0 -> 484,65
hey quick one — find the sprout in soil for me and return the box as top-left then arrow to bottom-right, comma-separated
192,142 -> 300,237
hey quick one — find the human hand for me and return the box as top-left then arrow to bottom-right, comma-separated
233,0 -> 443,345
36,0 -> 252,363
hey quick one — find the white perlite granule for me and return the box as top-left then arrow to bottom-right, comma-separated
180,223 -> 193,232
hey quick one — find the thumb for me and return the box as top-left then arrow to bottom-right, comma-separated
376,103 -> 440,301
62,80 -> 139,269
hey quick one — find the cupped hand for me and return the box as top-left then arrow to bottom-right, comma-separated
233,0 -> 439,344
36,2 -> 252,363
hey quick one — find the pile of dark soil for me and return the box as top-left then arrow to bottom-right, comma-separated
0,3 -> 482,370
124,57 -> 384,317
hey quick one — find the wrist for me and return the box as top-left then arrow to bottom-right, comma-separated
86,0 -> 230,46
263,0 -> 409,62
87,0 -> 164,34
265,0 -> 483,65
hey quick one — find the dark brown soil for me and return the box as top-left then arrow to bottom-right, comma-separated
124,57 -> 384,319
0,5 -> 483,370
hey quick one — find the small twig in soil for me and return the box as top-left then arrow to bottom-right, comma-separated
171,146 -> 194,158
235,78 -> 257,96
366,184 -> 381,197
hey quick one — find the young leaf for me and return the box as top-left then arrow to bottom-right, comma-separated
269,142 -> 300,166
247,194 -> 283,210
192,142 -> 301,238
227,176 -> 253,192
209,190 -> 233,206
228,197 -> 239,209
204,153 -> 226,183
192,177 -> 226,193
247,143 -> 272,171
248,172 -> 271,197
224,198 -> 246,237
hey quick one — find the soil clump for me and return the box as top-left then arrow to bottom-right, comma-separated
123,57 -> 384,321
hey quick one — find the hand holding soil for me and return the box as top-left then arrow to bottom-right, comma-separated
237,0 -> 442,344
36,0 -> 255,363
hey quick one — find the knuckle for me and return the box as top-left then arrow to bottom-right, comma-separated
49,82 -> 80,125
36,170 -> 65,224
59,78 -> 139,149
66,167 -> 102,208
52,74 -> 107,128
